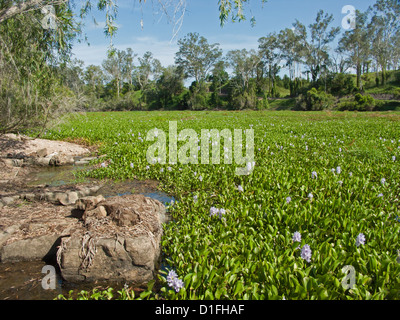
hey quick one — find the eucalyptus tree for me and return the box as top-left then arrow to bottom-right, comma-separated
175,32 -> 223,88
0,1 -> 77,133
338,10 -> 370,91
226,49 -> 261,92
277,28 -> 304,96
368,0 -> 400,85
135,51 -> 162,91
293,10 -> 340,84
102,49 -> 133,97
258,33 -> 282,96
122,48 -> 137,90
84,64 -> 105,98
225,48 -> 262,109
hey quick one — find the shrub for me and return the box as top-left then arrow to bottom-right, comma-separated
338,93 -> 376,111
296,88 -> 336,111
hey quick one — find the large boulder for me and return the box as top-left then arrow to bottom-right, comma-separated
57,194 -> 166,287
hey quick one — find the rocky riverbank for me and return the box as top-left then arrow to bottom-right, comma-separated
0,133 -> 169,291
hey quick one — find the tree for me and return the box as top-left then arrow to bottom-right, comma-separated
84,64 -> 105,98
175,32 -> 222,87
0,0 -> 78,133
123,48 -> 137,90
338,10 -> 370,91
294,10 -> 340,83
258,33 -> 282,97
155,66 -> 185,108
226,49 -> 262,109
135,51 -> 162,91
368,0 -> 400,85
102,48 -> 134,97
277,28 -> 303,96
226,49 -> 261,91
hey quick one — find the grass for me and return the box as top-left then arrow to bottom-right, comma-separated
46,110 -> 400,300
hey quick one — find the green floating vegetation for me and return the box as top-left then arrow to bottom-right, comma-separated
51,110 -> 400,300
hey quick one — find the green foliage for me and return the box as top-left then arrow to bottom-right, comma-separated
296,88 -> 336,111
338,93 -> 376,111
326,74 -> 356,96
47,110 -> 400,300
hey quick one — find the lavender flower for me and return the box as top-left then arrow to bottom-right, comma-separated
209,207 -> 219,217
286,197 -> 292,204
167,270 -> 178,287
210,207 -> 226,219
193,195 -> 198,203
311,171 -> 317,179
238,185 -> 244,192
301,244 -> 312,263
292,231 -> 301,243
378,193 -> 384,198
381,178 -> 386,185
172,278 -> 184,293
308,193 -> 313,200
336,166 -> 341,174
392,156 -> 396,162
356,233 -> 366,247
130,163 -> 134,168
166,270 -> 184,293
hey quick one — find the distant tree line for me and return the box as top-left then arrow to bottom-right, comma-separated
59,0 -> 400,111
1,0 -> 400,133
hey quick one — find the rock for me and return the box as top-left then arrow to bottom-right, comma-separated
57,194 -> 165,286
74,160 -> 90,166
82,206 -> 107,221
56,154 -> 75,166
0,234 -> 62,262
75,195 -> 106,211
35,157 -> 51,166
36,148 -> 48,158
1,195 -> 20,205
22,193 -> 36,201
79,157 -> 98,162
58,232 -> 160,286
59,192 -> 80,206
47,153 -> 60,166
3,159 -> 23,167
99,194 -> 163,232
0,225 -> 19,247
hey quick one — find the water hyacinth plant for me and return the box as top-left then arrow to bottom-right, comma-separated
47,111 -> 400,300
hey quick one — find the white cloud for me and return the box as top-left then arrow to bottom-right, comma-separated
72,36 -> 179,68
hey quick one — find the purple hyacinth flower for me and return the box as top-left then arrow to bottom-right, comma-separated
301,244 -> 312,263
356,233 -> 366,247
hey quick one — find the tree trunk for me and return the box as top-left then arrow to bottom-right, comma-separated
356,62 -> 362,91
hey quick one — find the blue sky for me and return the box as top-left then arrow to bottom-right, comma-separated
71,0 -> 376,70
